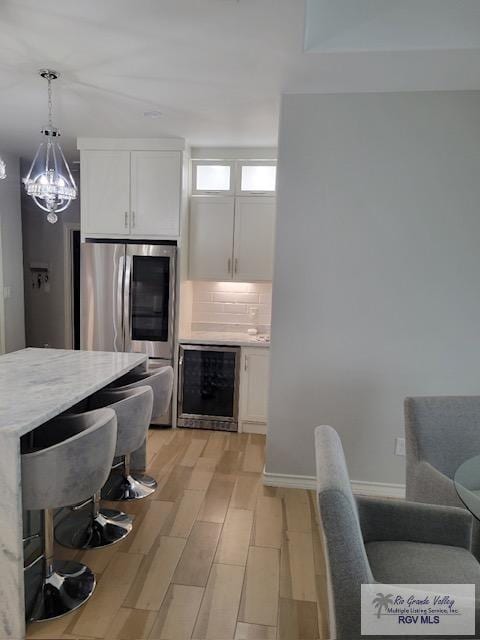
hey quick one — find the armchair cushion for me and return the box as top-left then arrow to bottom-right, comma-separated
366,540 -> 480,588
357,496 -> 472,550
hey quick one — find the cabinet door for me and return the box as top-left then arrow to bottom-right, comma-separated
189,197 -> 234,280
81,150 -> 130,236
130,151 -> 181,237
239,348 -> 270,425
233,197 -> 276,281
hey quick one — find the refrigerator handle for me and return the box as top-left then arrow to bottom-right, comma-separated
123,255 -> 132,351
114,255 -> 124,352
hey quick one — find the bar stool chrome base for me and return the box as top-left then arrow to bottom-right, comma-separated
55,507 -> 133,549
29,560 -> 95,622
133,472 -> 157,488
102,472 -> 156,501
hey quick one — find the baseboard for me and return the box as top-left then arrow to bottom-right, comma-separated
241,422 -> 267,435
263,469 -> 405,499
263,470 -> 317,490
351,480 -> 405,499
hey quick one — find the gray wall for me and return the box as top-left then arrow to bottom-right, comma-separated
266,91 -> 480,486
21,162 -> 80,349
0,153 -> 25,352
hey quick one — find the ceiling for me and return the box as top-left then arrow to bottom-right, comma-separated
305,0 -> 480,52
2,0 -> 480,160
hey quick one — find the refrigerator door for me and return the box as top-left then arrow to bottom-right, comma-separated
124,244 -> 176,359
81,242 -> 126,351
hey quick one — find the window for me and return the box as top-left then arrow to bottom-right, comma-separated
192,159 -> 277,196
192,161 -> 234,194
239,163 -> 277,193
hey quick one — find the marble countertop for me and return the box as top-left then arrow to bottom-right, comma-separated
178,332 -> 271,348
0,348 -> 146,437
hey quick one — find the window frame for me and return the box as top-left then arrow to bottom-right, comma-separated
192,160 -> 235,196
236,160 -> 277,196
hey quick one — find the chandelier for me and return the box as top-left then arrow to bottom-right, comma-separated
23,70 -> 77,224
0,157 -> 5,180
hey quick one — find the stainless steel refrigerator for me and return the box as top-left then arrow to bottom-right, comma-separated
81,241 -> 176,424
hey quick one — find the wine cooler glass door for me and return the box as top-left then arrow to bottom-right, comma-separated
179,345 -> 240,428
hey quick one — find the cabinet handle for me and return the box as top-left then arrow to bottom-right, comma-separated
244,355 -> 248,371
124,211 -> 128,228
227,258 -> 231,274
234,258 -> 238,274
132,211 -> 136,228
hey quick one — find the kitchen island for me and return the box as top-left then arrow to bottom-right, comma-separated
0,348 -> 147,640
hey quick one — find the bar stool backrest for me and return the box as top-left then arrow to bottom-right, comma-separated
113,367 -> 173,419
21,408 -> 117,511
89,386 -> 153,457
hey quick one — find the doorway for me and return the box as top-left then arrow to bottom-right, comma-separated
64,223 -> 81,349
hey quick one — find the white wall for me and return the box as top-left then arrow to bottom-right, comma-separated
21,163 -> 80,349
0,153 -> 25,352
266,91 -> 480,486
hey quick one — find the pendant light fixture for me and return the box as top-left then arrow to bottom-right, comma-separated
23,69 -> 77,224
0,157 -> 6,180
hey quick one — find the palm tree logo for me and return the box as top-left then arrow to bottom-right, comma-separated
372,593 -> 394,618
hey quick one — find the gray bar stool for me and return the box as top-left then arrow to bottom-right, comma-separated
110,366 -> 173,484
55,399 -> 139,548
22,408 -> 117,622
89,385 -> 155,501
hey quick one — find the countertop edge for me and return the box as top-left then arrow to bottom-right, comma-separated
2,350 -> 147,437
178,336 -> 270,349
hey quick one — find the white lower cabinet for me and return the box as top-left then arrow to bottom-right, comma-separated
239,347 -> 270,434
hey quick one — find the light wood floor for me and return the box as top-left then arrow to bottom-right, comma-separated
26,428 -> 330,640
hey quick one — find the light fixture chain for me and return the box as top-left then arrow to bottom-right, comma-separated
47,75 -> 53,129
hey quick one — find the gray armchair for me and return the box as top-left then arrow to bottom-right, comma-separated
405,396 -> 480,557
315,425 -> 480,640
404,396 -> 480,506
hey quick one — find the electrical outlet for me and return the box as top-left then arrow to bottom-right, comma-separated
394,437 -> 406,456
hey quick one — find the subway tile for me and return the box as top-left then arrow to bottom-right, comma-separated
190,282 -> 272,332
213,281 -> 253,293
223,303 -> 248,314
213,292 -> 260,304
194,302 -> 223,314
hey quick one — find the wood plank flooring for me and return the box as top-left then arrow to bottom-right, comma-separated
26,428 -> 330,640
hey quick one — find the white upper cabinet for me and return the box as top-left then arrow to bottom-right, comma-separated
82,150 -> 131,236
130,151 -> 181,237
189,157 -> 277,282
233,197 -> 275,281
78,138 -> 184,239
189,196 -> 275,282
189,197 -> 235,281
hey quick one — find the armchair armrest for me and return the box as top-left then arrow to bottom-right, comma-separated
356,495 -> 473,550
409,460 -> 463,507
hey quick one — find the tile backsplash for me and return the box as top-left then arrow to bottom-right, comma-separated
191,281 -> 272,334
